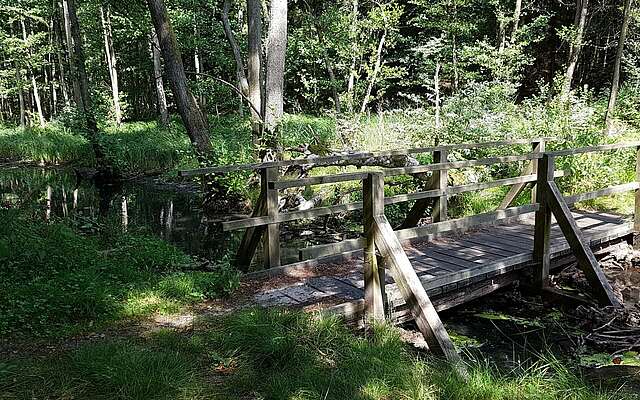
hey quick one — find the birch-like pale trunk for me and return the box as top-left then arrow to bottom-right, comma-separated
101,5 -> 122,125
605,0 -> 634,129
563,0 -> 589,98
360,29 -> 386,115
150,28 -> 169,126
247,0 -> 263,141
21,20 -> 46,127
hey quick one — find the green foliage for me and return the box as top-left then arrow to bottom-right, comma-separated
0,210 -> 239,337
2,309 -> 630,399
0,124 -> 94,165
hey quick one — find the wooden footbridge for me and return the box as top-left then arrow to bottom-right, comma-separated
181,139 -> 640,361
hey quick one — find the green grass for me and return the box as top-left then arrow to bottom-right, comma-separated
1,308 -> 633,400
0,210 -> 240,338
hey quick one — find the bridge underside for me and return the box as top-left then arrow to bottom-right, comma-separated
253,211 -> 633,325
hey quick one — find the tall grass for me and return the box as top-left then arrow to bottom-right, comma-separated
1,309 -> 632,399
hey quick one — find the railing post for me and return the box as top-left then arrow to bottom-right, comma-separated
433,149 -> 448,222
262,167 -> 281,268
530,140 -> 546,204
363,172 -> 386,322
635,146 -> 640,234
533,153 -> 554,289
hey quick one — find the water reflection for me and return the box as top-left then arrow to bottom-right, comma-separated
0,167 -> 242,262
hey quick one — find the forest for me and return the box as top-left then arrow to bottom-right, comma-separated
1,0 -> 640,399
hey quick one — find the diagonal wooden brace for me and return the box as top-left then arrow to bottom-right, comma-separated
545,181 -> 622,307
373,214 -> 462,363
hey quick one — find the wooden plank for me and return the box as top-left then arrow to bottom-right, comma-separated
363,172 -> 386,321
373,214 -> 461,363
223,201 -> 364,231
263,167 -> 281,268
455,238 -> 521,257
235,192 -> 266,271
633,146 -> 640,233
470,231 -> 533,252
533,154 -> 554,289
546,141 -> 640,157
271,172 -> 369,189
546,181 -> 622,307
395,204 -> 539,242
299,238 -> 365,261
433,150 -> 448,222
565,182 -> 640,205
179,138 -> 554,176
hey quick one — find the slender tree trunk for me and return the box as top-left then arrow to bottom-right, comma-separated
150,28 -> 169,126
222,0 -> 250,97
511,0 -> 522,42
147,0 -> 212,159
347,0 -> 358,113
101,5 -> 122,125
264,0 -> 288,143
563,0 -> 589,98
605,0 -> 633,129
21,20 -> 45,127
62,0 -> 82,110
54,9 -> 70,106
247,0 -> 263,141
434,61 -> 441,129
360,29 -> 386,115
16,67 -> 26,128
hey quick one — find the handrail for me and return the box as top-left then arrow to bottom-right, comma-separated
178,137 -> 553,176
545,141 -> 640,157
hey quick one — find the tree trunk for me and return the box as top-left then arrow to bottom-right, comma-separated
264,0 -> 288,144
247,0 -> 263,141
434,61 -> 441,129
221,0 -> 250,97
347,0 -> 358,113
563,0 -> 589,98
147,0 -> 212,160
101,5 -> 122,125
360,29 -> 386,115
511,0 -> 522,42
54,9 -> 70,106
16,67 -> 26,128
21,20 -> 46,127
62,0 -> 83,110
65,0 -> 100,168
605,0 -> 633,129
150,28 -> 169,126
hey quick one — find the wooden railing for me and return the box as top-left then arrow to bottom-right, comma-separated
181,138 -> 554,270
180,139 -> 640,362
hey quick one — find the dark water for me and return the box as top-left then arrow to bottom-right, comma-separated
0,167 -> 352,266
0,166 -> 246,263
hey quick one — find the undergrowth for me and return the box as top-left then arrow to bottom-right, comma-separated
0,209 -> 240,338
1,308 -> 633,400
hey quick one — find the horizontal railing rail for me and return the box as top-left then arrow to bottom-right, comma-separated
178,137 -> 554,177
203,138 -> 640,274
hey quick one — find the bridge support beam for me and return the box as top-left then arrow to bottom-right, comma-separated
534,154 -> 621,308
363,172 -> 386,322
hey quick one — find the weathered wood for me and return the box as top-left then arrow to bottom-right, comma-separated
545,181 -> 622,307
223,200 -> 364,231
635,146 -> 640,232
363,172 -> 385,321
263,167 -> 281,268
499,140 -> 545,209
235,192 -> 266,270
565,182 -> 640,205
373,214 -> 461,362
533,154 -> 554,289
545,141 -> 640,157
272,154 -> 541,190
179,138 -> 553,176
394,204 -> 538,242
433,149 -> 448,222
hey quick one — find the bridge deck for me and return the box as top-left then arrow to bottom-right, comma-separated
253,211 -> 633,323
